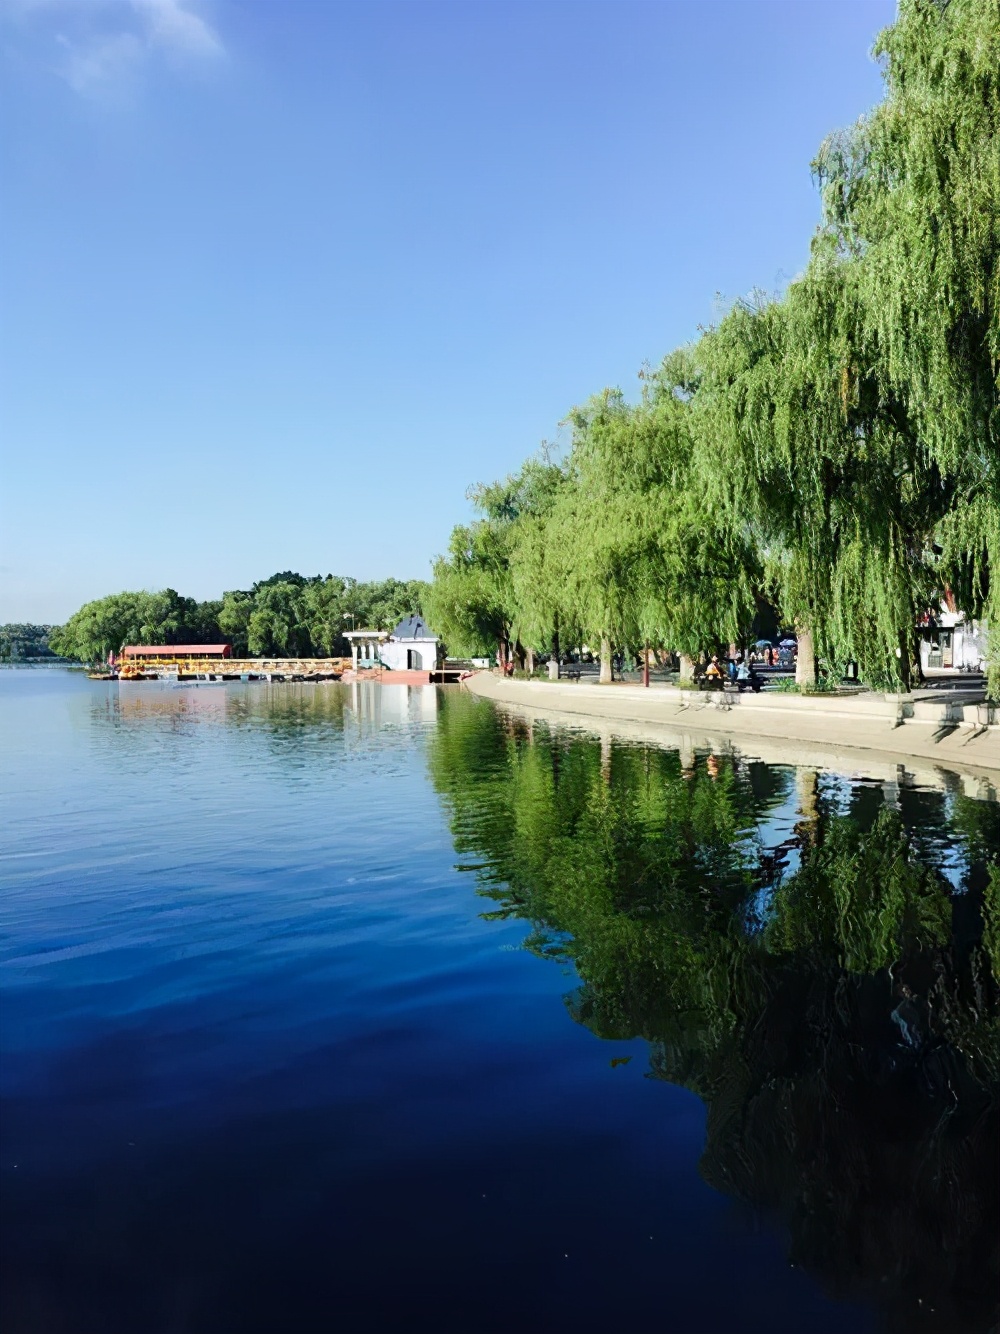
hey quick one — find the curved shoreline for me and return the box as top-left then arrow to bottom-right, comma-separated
464,672 -> 1000,788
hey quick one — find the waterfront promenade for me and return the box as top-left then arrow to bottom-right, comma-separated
465,672 -> 1000,783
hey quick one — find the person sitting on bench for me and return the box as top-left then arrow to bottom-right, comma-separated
736,659 -> 761,691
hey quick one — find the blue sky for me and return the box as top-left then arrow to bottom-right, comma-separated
1,0 -> 896,622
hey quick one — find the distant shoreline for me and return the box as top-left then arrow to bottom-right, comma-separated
465,672 -> 1000,785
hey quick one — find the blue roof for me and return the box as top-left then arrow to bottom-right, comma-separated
391,615 -> 436,640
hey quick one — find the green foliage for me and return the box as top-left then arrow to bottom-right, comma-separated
985,864 -> 1000,982
51,574 -> 428,663
815,0 -> 1000,686
50,589 -> 214,664
424,524 -> 512,659
538,386 -> 760,656
246,581 -> 312,657
815,0 -> 1000,478
766,809 -> 951,973
693,254 -> 950,691
425,457 -> 567,660
434,387 -> 760,666
427,692 -> 994,1047
0,624 -> 59,659
428,695 -> 781,1045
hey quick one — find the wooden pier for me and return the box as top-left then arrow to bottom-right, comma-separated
107,656 -> 352,682
89,646 -> 470,684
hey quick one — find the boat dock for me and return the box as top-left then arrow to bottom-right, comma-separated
95,655 -> 352,682
89,643 -> 471,684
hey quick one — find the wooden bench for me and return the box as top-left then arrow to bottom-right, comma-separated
697,676 -> 727,691
698,675 -> 762,694
562,667 -> 582,681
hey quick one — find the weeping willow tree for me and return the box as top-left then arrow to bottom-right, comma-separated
518,383 -> 759,682
686,301 -> 820,686
526,399 -> 645,683
514,392 -> 653,683
507,461 -> 581,668
424,458 -> 565,665
695,223 -> 973,690
625,359 -> 762,667
814,0 -> 1000,690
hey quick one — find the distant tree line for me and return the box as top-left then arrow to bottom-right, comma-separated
425,0 -> 1000,695
48,573 -> 427,664
0,624 -> 59,659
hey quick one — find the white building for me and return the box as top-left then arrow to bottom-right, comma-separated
343,628 -> 389,671
344,616 -> 442,672
919,605 -> 985,672
378,615 -> 441,672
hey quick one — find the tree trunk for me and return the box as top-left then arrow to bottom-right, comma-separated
679,734 -> 695,776
513,639 -> 527,672
910,627 -> 924,688
795,625 -> 817,689
795,769 -> 820,847
526,647 -> 535,675
893,630 -> 911,692
679,652 -> 695,682
552,612 -> 560,667
599,637 -> 613,684
600,730 -> 612,783
643,641 -> 650,688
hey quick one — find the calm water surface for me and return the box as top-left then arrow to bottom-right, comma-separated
1,669 -> 997,1333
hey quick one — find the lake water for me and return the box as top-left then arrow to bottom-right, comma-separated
1,669 -> 997,1333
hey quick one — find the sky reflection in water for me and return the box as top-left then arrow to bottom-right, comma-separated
1,671 -> 997,1333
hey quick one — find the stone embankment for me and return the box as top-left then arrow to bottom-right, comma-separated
465,672 -> 1000,787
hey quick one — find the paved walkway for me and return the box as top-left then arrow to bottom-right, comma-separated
465,672 -> 1000,787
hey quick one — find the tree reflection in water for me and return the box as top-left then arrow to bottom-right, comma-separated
429,693 -> 1000,1334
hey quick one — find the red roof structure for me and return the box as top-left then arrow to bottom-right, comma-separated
121,644 -> 232,658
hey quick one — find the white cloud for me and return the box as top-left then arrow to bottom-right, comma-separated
1,0 -> 225,94
132,0 -> 223,61
60,28 -> 145,94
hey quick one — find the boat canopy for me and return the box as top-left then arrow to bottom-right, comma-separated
121,644 -> 232,659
